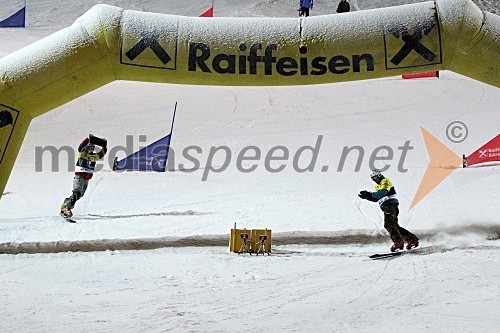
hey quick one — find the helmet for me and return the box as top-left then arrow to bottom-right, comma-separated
370,169 -> 383,179
85,144 -> 95,152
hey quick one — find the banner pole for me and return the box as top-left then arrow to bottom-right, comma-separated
169,102 -> 177,135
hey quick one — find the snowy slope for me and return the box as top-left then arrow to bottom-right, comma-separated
0,1 -> 499,332
2,244 -> 499,332
1,75 -> 499,242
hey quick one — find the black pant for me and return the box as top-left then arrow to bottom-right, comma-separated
383,204 -> 418,243
299,7 -> 310,17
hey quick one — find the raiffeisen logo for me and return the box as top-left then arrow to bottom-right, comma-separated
188,43 -> 375,76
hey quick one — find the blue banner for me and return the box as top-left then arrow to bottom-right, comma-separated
0,6 -> 25,28
114,102 -> 177,172
115,134 -> 171,172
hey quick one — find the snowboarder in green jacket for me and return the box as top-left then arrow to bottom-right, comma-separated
359,169 -> 419,252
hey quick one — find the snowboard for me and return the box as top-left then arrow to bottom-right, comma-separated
369,252 -> 403,260
369,246 -> 421,260
60,213 -> 76,223
89,134 -> 107,148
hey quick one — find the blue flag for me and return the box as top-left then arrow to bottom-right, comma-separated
115,134 -> 171,172
114,102 -> 177,172
0,5 -> 25,28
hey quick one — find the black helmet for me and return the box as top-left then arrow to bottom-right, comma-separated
85,144 -> 95,152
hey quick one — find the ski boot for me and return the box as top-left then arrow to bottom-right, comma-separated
406,239 -> 419,250
390,241 -> 404,252
60,204 -> 73,218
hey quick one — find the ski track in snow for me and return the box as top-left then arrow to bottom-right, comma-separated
0,227 -> 498,254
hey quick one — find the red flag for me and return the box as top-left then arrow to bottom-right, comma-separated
200,4 -> 214,17
402,71 -> 439,79
466,135 -> 500,166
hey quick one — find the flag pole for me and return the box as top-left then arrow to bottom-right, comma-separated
163,102 -> 177,172
169,102 -> 178,135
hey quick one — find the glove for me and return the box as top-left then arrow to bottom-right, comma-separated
358,190 -> 370,199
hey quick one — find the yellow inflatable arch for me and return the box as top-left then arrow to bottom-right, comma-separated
0,0 -> 498,198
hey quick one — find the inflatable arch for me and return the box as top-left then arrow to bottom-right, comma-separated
0,0 -> 498,198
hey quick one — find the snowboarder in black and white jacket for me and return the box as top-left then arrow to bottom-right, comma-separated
358,169 -> 419,252
60,136 -> 107,218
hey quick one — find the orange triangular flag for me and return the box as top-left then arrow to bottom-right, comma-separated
410,126 -> 463,209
